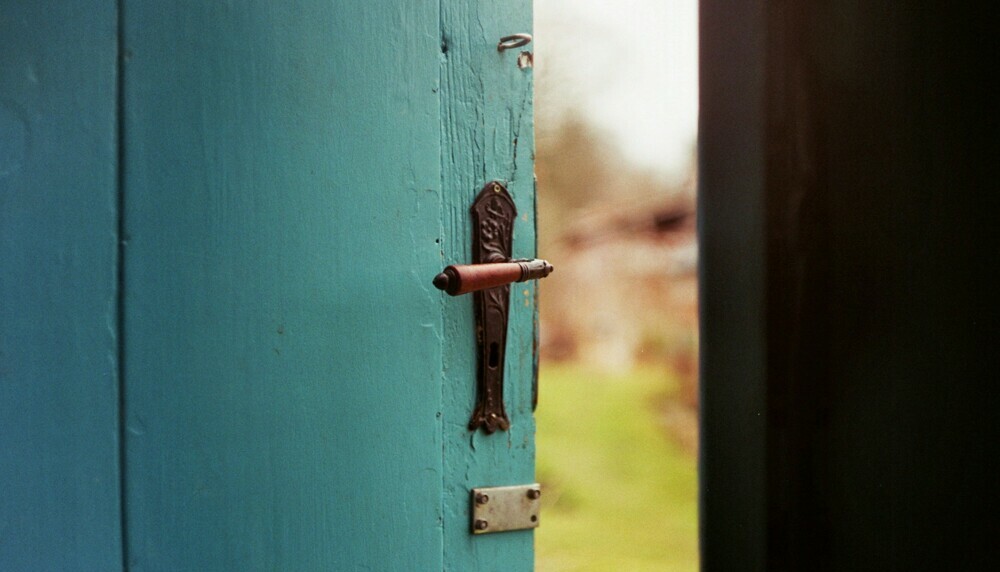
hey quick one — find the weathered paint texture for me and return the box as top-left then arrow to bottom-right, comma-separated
3,1 -> 533,569
120,2 -> 445,570
440,1 -> 537,571
0,2 -> 123,569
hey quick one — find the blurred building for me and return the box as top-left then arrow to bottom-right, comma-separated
540,186 -> 697,382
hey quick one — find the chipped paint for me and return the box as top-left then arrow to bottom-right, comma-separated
440,1 -> 535,568
517,51 -> 533,69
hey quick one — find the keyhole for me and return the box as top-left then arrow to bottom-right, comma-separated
488,342 -> 499,369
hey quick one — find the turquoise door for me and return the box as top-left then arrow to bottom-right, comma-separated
2,1 -> 536,570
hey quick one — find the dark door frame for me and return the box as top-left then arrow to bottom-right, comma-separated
698,1 -> 996,569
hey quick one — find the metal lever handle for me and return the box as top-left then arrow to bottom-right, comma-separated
441,181 -> 548,433
432,259 -> 553,296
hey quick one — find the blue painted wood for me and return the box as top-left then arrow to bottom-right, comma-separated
0,2 -> 123,569
1,1 -> 536,568
440,1 -> 537,570
119,2 -> 446,570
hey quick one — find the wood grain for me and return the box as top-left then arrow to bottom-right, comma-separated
2,1 -> 536,568
121,2 -> 444,569
0,2 -> 123,569
440,1 -> 537,570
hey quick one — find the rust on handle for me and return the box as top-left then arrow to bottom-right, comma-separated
433,259 -> 553,296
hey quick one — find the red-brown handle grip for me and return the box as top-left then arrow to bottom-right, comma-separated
433,259 -> 553,296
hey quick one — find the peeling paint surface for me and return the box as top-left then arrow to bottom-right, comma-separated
517,51 -> 534,69
440,1 -> 536,570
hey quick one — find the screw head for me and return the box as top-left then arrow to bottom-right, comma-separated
527,488 -> 541,500
475,493 -> 489,504
474,519 -> 489,531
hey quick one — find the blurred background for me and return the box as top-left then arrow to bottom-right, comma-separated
532,1 -> 699,570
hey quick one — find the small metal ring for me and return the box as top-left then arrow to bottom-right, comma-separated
497,33 -> 532,52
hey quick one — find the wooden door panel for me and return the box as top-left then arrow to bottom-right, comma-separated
0,2 -> 123,569
121,3 -> 444,569
0,1 -> 538,569
439,2 -> 537,570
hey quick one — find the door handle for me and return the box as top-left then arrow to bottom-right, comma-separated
433,181 -> 553,433
432,259 -> 552,296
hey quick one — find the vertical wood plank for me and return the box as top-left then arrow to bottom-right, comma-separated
0,2 -> 123,569
439,1 -> 537,570
120,2 -> 443,569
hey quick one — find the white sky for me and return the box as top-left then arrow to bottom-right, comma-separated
535,0 -> 699,181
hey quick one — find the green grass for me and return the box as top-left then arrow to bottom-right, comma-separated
535,363 -> 699,571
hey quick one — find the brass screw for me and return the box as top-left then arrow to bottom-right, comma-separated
492,183 -> 501,193
475,493 -> 489,504
527,489 -> 541,500
474,519 -> 489,531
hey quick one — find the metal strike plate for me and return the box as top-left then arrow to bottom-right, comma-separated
471,484 -> 541,535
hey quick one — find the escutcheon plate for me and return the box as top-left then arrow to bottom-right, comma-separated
469,181 -> 517,433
